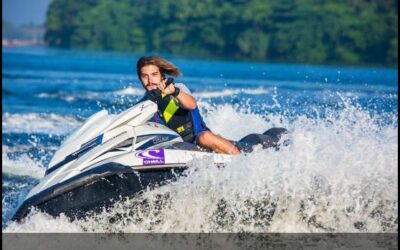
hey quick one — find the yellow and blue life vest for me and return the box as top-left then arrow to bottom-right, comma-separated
150,93 -> 208,143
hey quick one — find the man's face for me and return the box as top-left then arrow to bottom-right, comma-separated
139,65 -> 163,91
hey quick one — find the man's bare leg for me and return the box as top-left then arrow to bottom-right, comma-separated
196,131 -> 240,155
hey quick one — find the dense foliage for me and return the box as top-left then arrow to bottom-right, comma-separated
45,0 -> 398,66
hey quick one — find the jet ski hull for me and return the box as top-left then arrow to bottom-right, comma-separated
12,163 -> 188,221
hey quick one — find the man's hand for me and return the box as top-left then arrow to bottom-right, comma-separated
157,80 -> 197,110
158,78 -> 175,95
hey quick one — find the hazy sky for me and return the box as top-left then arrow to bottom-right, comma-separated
3,0 -> 52,26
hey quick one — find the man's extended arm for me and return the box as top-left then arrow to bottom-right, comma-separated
159,81 -> 197,110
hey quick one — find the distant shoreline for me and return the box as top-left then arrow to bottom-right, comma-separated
2,39 -> 45,47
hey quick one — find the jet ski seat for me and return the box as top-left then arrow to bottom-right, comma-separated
234,127 -> 289,153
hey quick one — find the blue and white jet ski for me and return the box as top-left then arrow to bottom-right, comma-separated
11,88 -> 289,221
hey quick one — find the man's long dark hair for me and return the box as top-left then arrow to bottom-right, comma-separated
136,56 -> 182,79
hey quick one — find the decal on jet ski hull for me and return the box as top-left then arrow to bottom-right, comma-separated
135,149 -> 165,165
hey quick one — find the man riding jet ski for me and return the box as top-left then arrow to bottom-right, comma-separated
11,57 -> 289,222
136,56 -> 241,155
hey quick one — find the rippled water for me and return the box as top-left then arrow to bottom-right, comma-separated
2,46 -> 398,232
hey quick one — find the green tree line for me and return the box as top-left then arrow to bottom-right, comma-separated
45,0 -> 398,66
